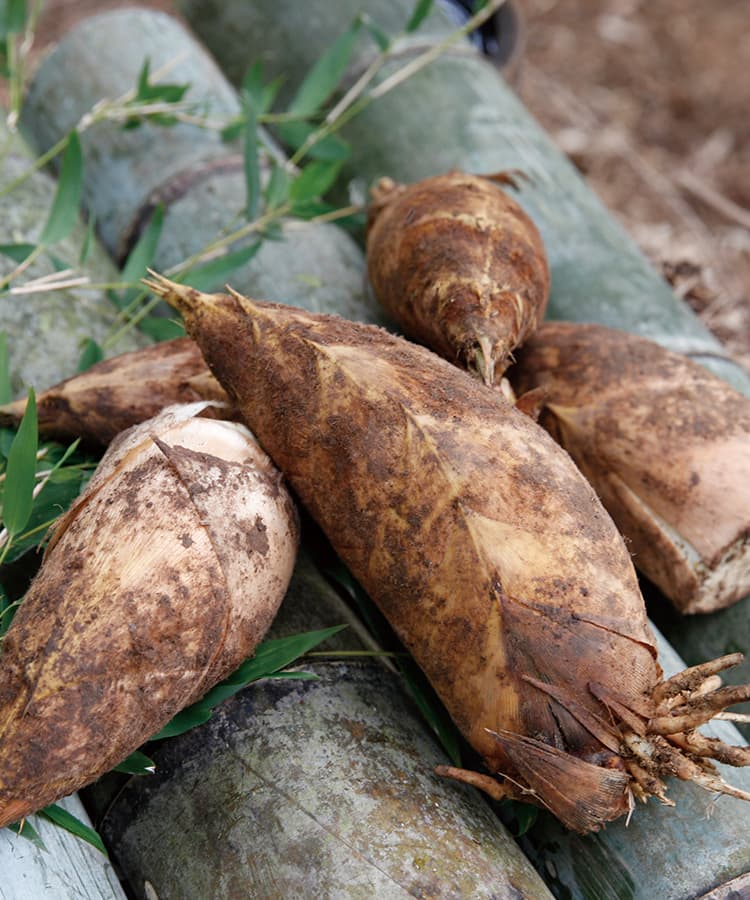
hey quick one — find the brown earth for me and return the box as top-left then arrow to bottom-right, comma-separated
18,0 -> 750,370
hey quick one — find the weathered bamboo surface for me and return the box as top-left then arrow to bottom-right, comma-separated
0,118 -> 144,396
20,10 -> 386,325
0,794 -> 126,900
95,550 -> 553,899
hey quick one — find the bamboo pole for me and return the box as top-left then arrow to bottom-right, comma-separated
0,118 -> 145,396
20,9 -> 385,325
0,795 -> 126,900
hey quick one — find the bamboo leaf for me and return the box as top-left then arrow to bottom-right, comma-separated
124,58 -> 190,128
1,440 -> 86,563
360,13 -> 392,52
114,750 -> 156,775
77,338 -> 103,372
203,625 -> 347,695
406,0 -> 434,32
242,97 -> 260,221
137,316 -> 185,342
276,121 -> 351,162
0,242 -> 36,263
1,0 -> 27,36
151,625 -> 346,740
79,213 -> 96,265
0,428 -> 14,458
5,816 -> 46,850
39,804 -> 107,856
287,19 -> 361,116
513,803 -> 539,837
241,62 -> 280,112
121,205 -> 164,287
290,160 -> 343,207
40,131 -> 83,246
182,241 -> 261,293
264,162 -> 290,211
2,388 -> 37,537
0,333 -> 10,404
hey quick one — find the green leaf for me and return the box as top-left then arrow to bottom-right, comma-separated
0,428 -> 15,458
149,704 -> 212,740
360,13 -> 392,52
2,388 -> 37,537
286,200 -> 336,221
182,241 -> 261,293
1,0 -> 27,36
290,160 -> 343,207
241,62 -> 266,110
121,205 -> 164,289
512,802 -> 539,837
1,440 -> 87,564
39,804 -> 108,856
6,816 -> 46,850
264,163 -> 290,210
276,121 -> 351,162
0,242 -> 35,263
114,750 -> 156,775
124,59 -> 190,128
137,316 -> 185,342
406,0 -> 434,32
243,98 -> 261,221
0,332 -> 11,404
0,584 -> 18,637
220,116 -> 245,143
77,338 -> 103,372
40,131 -> 83,246
151,625 -> 346,740
287,19 -> 361,116
79,213 -> 96,265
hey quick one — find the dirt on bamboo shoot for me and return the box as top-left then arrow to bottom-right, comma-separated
509,322 -> 750,615
0,338 -> 228,446
146,274 -> 750,834
366,171 -> 549,385
0,403 -> 298,827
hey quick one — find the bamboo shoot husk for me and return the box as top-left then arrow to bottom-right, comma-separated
510,322 -> 750,614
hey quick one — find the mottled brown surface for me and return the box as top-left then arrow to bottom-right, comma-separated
511,322 -> 750,613
0,338 -> 228,445
367,172 -> 549,385
151,277 -> 674,832
0,408 -> 298,826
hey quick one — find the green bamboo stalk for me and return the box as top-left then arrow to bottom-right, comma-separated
20,9 -> 385,325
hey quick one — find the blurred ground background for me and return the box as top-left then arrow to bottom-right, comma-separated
29,0 -> 750,371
